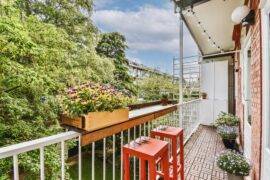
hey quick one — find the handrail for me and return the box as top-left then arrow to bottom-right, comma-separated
181,99 -> 201,105
0,131 -> 80,159
128,100 -> 178,110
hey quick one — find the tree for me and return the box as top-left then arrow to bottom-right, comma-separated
16,0 -> 97,45
96,32 -> 137,95
137,75 -> 178,101
0,1 -> 114,178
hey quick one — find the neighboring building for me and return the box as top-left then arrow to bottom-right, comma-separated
127,60 -> 173,79
175,0 -> 269,179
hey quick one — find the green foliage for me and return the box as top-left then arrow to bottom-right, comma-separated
217,150 -> 250,176
96,32 -> 136,94
137,75 -> 178,101
63,83 -> 135,117
215,112 -> 240,127
0,1 -> 114,178
161,93 -> 169,99
16,0 -> 97,44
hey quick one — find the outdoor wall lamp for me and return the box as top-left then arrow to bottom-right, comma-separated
231,5 -> 255,26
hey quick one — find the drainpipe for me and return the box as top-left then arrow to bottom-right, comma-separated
179,11 -> 184,128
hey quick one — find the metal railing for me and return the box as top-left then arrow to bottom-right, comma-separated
0,131 -> 81,180
85,111 -> 180,180
180,99 -> 201,143
0,100 -> 201,179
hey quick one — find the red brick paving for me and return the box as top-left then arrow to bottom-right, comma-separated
184,126 -> 228,180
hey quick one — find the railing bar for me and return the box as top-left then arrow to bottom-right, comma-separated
13,155 -> 19,180
61,141 -> 65,180
139,124 -> 142,137
103,138 -> 106,180
133,126 -> 136,180
148,122 -> 150,136
113,134 -> 116,180
92,142 -> 95,180
78,136 -> 82,180
121,131 -> 124,180
128,129 -> 131,143
143,123 -> 146,137
139,125 -> 142,179
40,147 -> 45,180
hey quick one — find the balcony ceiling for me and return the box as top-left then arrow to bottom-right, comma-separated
181,0 -> 244,56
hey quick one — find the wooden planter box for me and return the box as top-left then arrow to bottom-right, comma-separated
62,108 -> 129,132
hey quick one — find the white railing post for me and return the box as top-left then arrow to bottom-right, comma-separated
113,134 -> 116,180
61,141 -> 65,180
92,142 -> 95,180
13,154 -> 19,180
78,136 -> 82,180
120,131 -> 124,180
133,127 -> 136,180
40,147 -> 45,180
103,138 -> 106,180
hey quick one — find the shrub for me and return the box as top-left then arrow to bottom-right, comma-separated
161,94 -> 169,99
215,112 -> 240,126
217,150 -> 250,176
217,126 -> 238,140
63,82 -> 135,117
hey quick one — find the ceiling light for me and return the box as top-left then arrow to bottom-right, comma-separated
231,5 -> 255,25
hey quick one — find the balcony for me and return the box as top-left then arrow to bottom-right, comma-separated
0,99 -> 232,180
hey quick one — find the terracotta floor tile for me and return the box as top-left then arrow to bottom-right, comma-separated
184,126 -> 228,180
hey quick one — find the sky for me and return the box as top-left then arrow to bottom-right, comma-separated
92,0 -> 199,74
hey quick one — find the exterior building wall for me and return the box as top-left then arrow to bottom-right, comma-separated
250,2 -> 263,179
235,0 -> 263,179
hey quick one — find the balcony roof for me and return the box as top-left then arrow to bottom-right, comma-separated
177,0 -> 244,56
174,0 -> 210,9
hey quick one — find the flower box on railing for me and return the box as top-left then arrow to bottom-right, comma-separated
62,108 -> 129,132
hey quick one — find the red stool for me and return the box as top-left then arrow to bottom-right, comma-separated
122,137 -> 170,180
151,127 -> 184,180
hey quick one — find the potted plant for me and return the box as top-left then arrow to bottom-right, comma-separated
61,82 -> 134,131
217,125 -> 238,149
161,94 -> 169,106
217,151 -> 250,180
215,112 -> 240,127
200,92 -> 207,99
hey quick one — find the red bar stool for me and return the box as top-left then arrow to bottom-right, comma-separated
122,137 -> 170,180
151,126 -> 184,180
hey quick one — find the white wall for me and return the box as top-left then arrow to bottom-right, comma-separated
199,59 -> 228,125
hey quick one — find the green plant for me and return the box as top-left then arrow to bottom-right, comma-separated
63,82 -> 135,117
215,112 -> 240,127
217,126 -> 238,140
217,150 -> 250,176
161,94 -> 169,99
137,75 -> 178,101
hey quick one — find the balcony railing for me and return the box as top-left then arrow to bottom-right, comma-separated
180,99 -> 201,143
0,99 -> 201,180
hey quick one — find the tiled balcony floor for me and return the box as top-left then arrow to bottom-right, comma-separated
184,125 -> 228,180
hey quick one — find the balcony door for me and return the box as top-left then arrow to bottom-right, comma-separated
200,59 -> 228,125
261,0 -> 270,179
